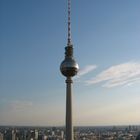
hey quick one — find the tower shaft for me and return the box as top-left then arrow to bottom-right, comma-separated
66,77 -> 73,140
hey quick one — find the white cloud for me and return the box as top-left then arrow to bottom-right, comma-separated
76,65 -> 97,78
86,62 -> 140,88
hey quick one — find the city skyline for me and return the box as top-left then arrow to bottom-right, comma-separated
0,0 -> 140,126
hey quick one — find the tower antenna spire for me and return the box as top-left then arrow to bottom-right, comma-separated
67,0 -> 72,45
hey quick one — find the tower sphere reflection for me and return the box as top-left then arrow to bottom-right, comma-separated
60,45 -> 79,77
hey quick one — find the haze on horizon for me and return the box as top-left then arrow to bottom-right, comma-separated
0,0 -> 140,126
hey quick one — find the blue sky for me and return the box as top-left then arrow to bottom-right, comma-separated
0,0 -> 140,126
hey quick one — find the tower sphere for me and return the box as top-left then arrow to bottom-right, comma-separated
60,57 -> 79,77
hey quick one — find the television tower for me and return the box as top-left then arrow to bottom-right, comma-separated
60,0 -> 79,140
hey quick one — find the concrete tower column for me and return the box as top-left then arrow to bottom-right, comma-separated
66,77 -> 73,140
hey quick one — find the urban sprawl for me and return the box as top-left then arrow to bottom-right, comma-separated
0,125 -> 140,140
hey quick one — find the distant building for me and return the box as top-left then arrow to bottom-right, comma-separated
136,133 -> 140,140
35,130 -> 38,140
0,133 -> 3,140
4,129 -> 12,140
12,130 -> 16,140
